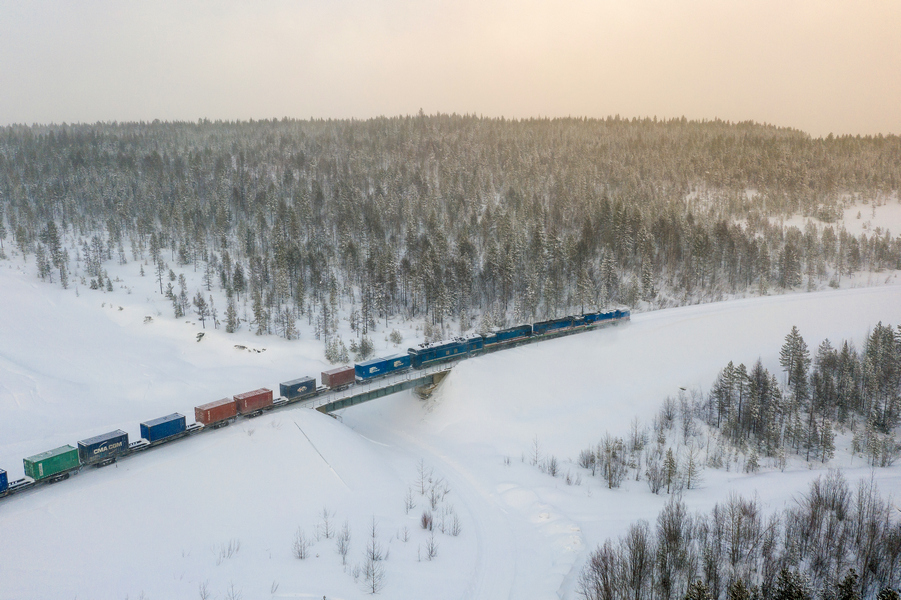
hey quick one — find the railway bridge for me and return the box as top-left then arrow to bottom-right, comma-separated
300,362 -> 457,414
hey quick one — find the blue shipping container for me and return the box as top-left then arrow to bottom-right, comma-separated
140,413 -> 187,443
0,469 -> 7,494
280,376 -> 316,399
78,430 -> 129,465
355,353 -> 411,380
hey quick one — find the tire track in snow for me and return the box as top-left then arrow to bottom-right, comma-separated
356,421 -> 517,600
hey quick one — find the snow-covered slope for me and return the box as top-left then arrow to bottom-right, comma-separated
2,259 -> 901,599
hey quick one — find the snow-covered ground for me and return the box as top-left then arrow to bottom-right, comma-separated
779,194 -> 901,238
2,250 -> 901,599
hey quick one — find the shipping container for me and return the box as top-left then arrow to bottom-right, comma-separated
280,377 -> 317,399
0,469 -> 7,494
24,445 -> 80,481
234,388 -> 273,414
355,353 -> 411,380
321,366 -> 355,389
78,430 -> 129,466
195,397 -> 237,426
140,413 -> 187,443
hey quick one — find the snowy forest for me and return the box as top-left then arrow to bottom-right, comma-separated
573,323 -> 901,600
705,324 -> 901,468
578,472 -> 901,600
1,116 -> 900,344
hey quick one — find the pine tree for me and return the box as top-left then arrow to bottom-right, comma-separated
685,579 -> 713,600
155,258 -> 166,294
727,579 -> 752,600
252,289 -> 268,335
283,307 -> 297,340
225,294 -> 239,333
233,262 -> 246,298
773,568 -> 811,600
664,448 -> 678,494
835,569 -> 859,600
192,291 -> 209,328
209,295 -> 218,329
35,244 -> 51,281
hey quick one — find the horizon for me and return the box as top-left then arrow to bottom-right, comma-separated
1,114 -> 894,141
1,1 -> 898,138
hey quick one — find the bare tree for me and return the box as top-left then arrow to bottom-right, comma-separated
336,520 -> 351,566
224,581 -> 242,600
425,531 -> 439,561
363,555 -> 386,594
292,527 -> 311,559
366,516 -> 383,562
198,580 -> 212,600
416,459 -> 432,495
318,506 -> 335,540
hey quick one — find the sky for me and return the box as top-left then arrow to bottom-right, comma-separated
1,0 -> 899,137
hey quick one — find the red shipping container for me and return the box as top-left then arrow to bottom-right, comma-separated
195,397 -> 237,425
234,388 -> 273,414
322,366 -> 355,388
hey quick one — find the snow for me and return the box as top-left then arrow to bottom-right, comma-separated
3,259 -> 901,598
779,194 -> 901,238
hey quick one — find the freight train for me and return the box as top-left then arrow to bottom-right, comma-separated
0,308 -> 628,499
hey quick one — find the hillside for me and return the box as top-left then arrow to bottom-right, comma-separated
1,262 -> 900,598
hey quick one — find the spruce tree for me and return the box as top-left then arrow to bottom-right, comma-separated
225,295 -> 239,333
192,291 -> 209,328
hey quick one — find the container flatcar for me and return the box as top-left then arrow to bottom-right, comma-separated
234,388 -> 274,414
355,353 -> 411,381
321,366 -> 355,389
24,445 -> 80,481
195,397 -> 238,426
0,469 -> 7,495
78,430 -> 129,466
140,413 -> 187,443
280,377 -> 316,400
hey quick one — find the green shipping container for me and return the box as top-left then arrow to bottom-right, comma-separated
24,445 -> 80,481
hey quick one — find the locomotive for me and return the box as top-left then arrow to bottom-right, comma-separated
0,308 -> 628,498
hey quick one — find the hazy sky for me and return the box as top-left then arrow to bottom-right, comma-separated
1,1 -> 898,137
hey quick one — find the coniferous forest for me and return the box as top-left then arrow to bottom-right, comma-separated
1,116 -> 900,344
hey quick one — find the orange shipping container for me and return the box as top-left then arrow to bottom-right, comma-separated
322,366 -> 355,388
195,397 -> 237,425
234,388 -> 273,414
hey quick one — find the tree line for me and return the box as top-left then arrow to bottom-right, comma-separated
705,324 -> 901,468
579,472 -> 901,600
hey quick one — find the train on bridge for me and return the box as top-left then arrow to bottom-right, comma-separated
0,308 -> 628,499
